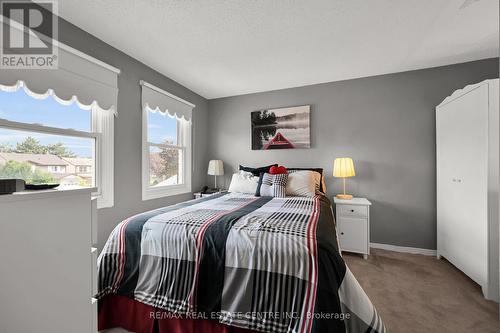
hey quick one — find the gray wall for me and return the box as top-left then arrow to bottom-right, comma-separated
207,58 -> 499,250
57,19 -> 209,249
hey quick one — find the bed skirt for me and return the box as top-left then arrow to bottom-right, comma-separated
99,295 -> 259,333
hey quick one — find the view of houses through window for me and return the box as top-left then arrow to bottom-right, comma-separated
0,88 -> 95,188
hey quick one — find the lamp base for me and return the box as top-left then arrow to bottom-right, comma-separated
336,194 -> 353,200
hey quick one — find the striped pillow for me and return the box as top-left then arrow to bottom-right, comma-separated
255,173 -> 288,198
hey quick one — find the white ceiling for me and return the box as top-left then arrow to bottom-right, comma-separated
58,0 -> 499,99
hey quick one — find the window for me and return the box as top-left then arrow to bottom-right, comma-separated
0,21 -> 119,208
148,111 -> 182,186
76,165 -> 90,173
0,82 -> 114,208
141,81 -> 194,200
142,107 -> 192,200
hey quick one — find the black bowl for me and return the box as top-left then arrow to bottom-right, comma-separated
25,183 -> 60,190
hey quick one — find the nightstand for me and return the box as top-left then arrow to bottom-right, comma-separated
334,197 -> 371,259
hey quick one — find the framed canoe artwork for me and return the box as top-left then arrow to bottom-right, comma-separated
251,105 -> 310,150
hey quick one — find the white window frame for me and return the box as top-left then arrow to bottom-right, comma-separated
0,106 -> 114,209
142,107 -> 192,200
91,106 -> 114,208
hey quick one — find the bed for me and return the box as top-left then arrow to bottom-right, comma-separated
97,192 -> 386,333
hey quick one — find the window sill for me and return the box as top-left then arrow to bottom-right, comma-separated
142,184 -> 191,201
0,187 -> 96,203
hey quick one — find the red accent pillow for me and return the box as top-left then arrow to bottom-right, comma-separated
269,165 -> 287,174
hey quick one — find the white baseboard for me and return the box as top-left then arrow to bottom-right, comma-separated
370,242 -> 437,256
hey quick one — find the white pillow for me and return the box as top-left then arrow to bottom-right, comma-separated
238,170 -> 255,178
286,170 -> 319,197
228,171 -> 259,194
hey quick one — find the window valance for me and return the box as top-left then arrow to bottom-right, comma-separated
0,18 -> 120,115
140,80 -> 195,122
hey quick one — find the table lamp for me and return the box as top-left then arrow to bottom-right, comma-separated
208,160 -> 224,189
333,157 -> 355,200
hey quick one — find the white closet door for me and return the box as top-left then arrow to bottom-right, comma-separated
437,98 -> 463,263
437,84 -> 489,285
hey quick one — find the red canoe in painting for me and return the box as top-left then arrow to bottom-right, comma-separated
263,132 -> 295,149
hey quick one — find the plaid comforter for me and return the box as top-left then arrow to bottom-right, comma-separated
97,193 -> 386,333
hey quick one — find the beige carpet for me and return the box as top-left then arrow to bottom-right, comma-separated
343,249 -> 499,333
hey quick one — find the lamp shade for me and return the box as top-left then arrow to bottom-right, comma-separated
207,160 -> 224,176
333,158 -> 355,178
